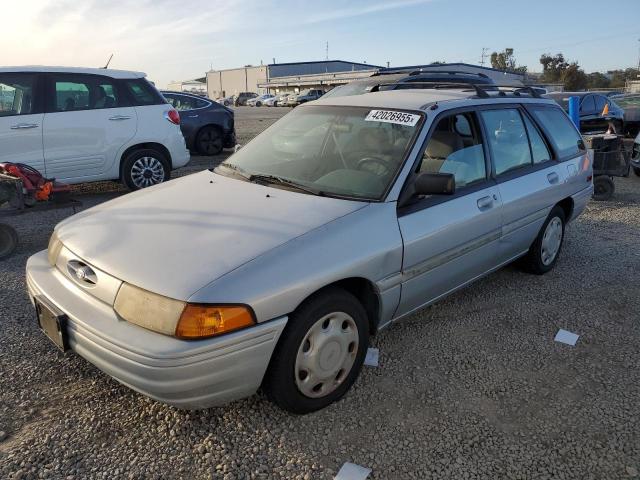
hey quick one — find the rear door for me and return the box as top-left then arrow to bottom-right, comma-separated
0,72 -> 45,172
42,73 -> 136,182
479,106 -> 562,262
396,110 -> 503,317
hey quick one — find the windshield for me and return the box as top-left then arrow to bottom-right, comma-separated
612,95 -> 640,109
215,105 -> 422,200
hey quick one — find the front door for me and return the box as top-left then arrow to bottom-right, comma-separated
0,72 -> 45,173
396,110 -> 503,317
42,73 -> 136,182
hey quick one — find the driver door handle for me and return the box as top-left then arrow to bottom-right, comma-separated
477,196 -> 494,211
108,115 -> 131,121
10,123 -> 39,129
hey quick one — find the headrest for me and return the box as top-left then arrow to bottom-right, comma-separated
425,131 -> 463,159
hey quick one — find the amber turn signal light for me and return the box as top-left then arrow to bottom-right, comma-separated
175,305 -> 254,339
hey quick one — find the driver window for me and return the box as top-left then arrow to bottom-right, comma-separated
418,112 -> 487,188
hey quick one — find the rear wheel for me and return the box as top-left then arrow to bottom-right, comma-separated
520,206 -> 565,275
121,148 -> 170,191
196,126 -> 223,156
0,223 -> 18,260
593,176 -> 615,201
263,288 -> 369,414
632,166 -> 640,177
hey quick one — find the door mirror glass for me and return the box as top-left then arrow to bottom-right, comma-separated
414,172 -> 455,195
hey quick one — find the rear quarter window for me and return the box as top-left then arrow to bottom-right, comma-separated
529,106 -> 584,159
123,79 -> 165,106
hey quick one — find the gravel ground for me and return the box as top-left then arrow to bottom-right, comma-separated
1,107 -> 639,479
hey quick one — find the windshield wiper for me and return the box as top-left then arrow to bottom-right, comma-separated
249,174 -> 324,196
215,162 -> 251,180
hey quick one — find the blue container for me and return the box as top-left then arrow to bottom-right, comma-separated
568,96 -> 580,130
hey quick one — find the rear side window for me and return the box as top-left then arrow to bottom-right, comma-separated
0,73 -> 36,116
480,108 -> 531,176
50,74 -> 120,111
530,107 -> 584,158
123,79 -> 165,106
522,114 -> 551,164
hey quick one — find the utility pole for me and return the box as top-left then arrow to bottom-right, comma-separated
480,47 -> 490,67
325,41 -> 329,61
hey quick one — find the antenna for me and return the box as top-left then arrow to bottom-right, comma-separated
325,41 -> 329,61
102,53 -> 113,69
480,47 -> 489,67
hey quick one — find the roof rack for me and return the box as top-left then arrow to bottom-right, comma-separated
375,69 -> 490,79
370,82 -> 542,99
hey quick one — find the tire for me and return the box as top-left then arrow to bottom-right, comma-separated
632,166 -> 640,177
593,176 -> 615,201
520,206 -> 566,275
263,288 -> 370,414
0,223 -> 18,260
256,101 -> 262,107
121,148 -> 170,191
195,126 -> 223,156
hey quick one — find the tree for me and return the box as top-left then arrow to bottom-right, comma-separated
490,48 -> 527,74
539,53 -> 569,83
561,63 -> 588,91
586,72 -> 610,89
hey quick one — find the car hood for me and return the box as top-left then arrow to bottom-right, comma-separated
56,171 -> 367,300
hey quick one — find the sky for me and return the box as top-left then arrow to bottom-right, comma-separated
3,0 -> 640,88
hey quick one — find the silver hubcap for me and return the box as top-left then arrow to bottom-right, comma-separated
295,312 -> 359,398
541,216 -> 563,265
130,156 -> 165,188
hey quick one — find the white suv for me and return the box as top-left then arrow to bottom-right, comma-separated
0,67 -> 190,190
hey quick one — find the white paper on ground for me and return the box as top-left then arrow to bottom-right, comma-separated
554,329 -> 579,346
335,462 -> 372,480
364,348 -> 379,367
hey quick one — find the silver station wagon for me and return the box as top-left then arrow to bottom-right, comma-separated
27,85 -> 593,413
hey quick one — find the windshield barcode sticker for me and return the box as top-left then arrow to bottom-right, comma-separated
365,110 -> 420,126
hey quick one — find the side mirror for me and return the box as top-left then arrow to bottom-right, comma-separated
414,173 -> 456,196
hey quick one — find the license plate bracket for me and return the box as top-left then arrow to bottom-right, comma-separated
35,296 -> 69,352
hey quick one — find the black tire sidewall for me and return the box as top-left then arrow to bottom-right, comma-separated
0,223 -> 18,260
632,166 -> 640,177
527,206 -> 566,274
593,176 -> 614,201
196,126 -> 223,156
122,148 -> 170,191
264,288 -> 369,414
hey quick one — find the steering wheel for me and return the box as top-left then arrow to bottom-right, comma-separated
356,156 -> 394,177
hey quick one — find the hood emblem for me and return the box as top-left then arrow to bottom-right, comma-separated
67,260 -> 98,286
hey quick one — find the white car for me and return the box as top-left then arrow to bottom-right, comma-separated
0,66 -> 190,190
264,93 -> 290,107
247,94 -> 275,107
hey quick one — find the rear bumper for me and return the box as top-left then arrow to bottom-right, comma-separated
26,251 -> 287,409
569,185 -> 594,222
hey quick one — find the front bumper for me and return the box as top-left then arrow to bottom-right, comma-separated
26,251 -> 287,409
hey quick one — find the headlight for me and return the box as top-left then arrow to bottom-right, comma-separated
114,283 -> 255,339
47,230 -> 63,266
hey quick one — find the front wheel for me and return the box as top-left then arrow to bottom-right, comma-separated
520,206 -> 566,275
0,223 -> 18,260
196,126 -> 223,156
121,148 -> 170,191
263,288 -> 369,414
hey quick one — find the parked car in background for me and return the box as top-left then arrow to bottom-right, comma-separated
282,92 -> 299,107
544,92 -> 624,135
631,131 -> 640,176
216,96 -> 234,107
28,85 -> 592,415
322,70 -> 496,99
0,66 -> 189,190
161,91 -> 235,156
292,89 -> 325,106
247,94 -> 275,107
263,93 -> 290,107
610,93 -> 640,136
235,92 -> 258,106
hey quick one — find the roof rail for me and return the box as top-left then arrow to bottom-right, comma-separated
376,69 -> 490,78
371,82 -> 491,97
371,82 -> 543,99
